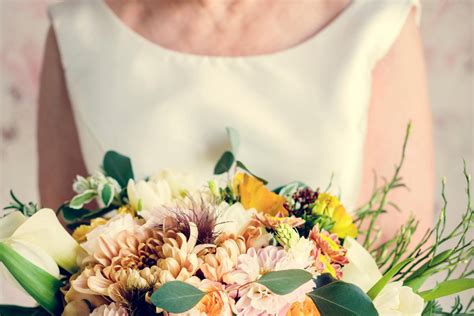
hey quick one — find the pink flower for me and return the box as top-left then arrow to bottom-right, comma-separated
226,246 -> 314,316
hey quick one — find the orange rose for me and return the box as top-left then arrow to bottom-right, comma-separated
287,297 -> 320,316
233,173 -> 288,216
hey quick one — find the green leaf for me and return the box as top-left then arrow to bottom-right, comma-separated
404,249 -> 453,290
256,269 -> 313,295
103,151 -> 134,187
60,204 -> 92,222
418,278 -> 474,301
404,274 -> 430,292
0,243 -> 62,315
69,190 -> 96,209
214,151 -> 235,175
236,161 -> 268,185
226,127 -> 240,154
367,257 -> 413,299
0,305 -> 50,316
308,281 -> 378,316
100,183 -> 113,207
150,281 -> 205,313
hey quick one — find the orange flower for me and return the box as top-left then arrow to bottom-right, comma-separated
233,173 -> 288,216
186,280 -> 233,316
287,297 -> 320,316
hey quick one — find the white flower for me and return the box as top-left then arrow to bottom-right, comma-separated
341,237 -> 382,292
286,237 -> 315,269
373,281 -> 424,316
150,169 -> 198,199
127,178 -> 173,212
216,202 -> 256,235
81,214 -> 139,255
342,237 -> 424,316
0,210 -> 82,307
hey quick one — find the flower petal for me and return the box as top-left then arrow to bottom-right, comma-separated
0,211 -> 27,240
341,237 -> 382,292
11,208 -> 82,273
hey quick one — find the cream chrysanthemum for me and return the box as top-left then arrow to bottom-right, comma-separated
73,228 -> 162,297
200,233 -> 247,283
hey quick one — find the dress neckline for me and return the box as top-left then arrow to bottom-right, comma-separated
95,0 -> 357,62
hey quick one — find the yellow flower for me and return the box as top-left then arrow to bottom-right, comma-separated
287,297 -> 320,316
117,204 -> 136,216
72,218 -> 107,243
312,193 -> 357,239
233,173 -> 288,216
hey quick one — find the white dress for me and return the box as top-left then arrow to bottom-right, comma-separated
48,0 -> 419,211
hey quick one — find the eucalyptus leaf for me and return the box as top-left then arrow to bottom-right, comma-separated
100,183 -> 114,207
214,151 -> 235,175
277,181 -> 308,198
367,257 -> 413,299
256,269 -> 313,295
308,281 -> 378,316
150,281 -> 205,313
0,243 -> 62,315
236,161 -> 268,185
418,278 -> 474,301
69,190 -> 96,209
226,127 -> 240,154
103,151 -> 134,187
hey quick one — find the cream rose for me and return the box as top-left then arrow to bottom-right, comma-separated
342,237 -> 424,316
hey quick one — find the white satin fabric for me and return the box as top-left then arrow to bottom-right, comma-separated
49,0 -> 419,210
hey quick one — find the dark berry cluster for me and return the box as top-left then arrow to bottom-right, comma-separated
285,187 -> 319,217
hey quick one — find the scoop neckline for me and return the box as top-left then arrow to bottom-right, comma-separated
96,0 -> 356,62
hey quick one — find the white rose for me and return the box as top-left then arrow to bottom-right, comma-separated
216,202 -> 256,235
373,281 -> 424,316
342,237 -> 424,316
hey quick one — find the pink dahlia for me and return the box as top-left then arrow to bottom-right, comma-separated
226,246 -> 314,316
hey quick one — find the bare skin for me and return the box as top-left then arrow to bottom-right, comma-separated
38,0 -> 434,240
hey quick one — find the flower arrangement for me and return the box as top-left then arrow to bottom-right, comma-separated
0,125 -> 472,316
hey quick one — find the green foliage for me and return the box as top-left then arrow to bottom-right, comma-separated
0,305 -> 50,316
418,279 -> 474,302
103,150 -> 134,187
235,160 -> 268,184
354,123 -> 473,309
3,191 -> 39,217
69,189 -> 96,209
0,243 -> 62,315
150,281 -> 205,313
308,281 -> 378,316
100,183 -> 114,206
256,269 -> 313,295
226,126 -> 240,154
367,257 -> 414,299
214,151 -> 235,174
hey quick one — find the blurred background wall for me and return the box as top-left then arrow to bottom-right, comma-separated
0,0 -> 472,231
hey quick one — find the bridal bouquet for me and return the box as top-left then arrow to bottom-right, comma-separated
1,126 -> 473,316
